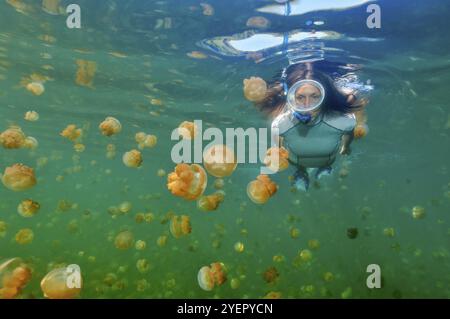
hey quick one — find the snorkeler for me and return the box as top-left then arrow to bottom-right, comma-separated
255,62 -> 369,191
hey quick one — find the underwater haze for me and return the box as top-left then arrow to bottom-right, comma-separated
0,0 -> 449,299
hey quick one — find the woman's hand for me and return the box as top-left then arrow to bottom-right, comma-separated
340,145 -> 352,155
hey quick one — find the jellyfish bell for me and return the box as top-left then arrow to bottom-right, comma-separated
2,163 -> 37,192
26,82 -> 45,96
197,266 -> 214,291
17,199 -> 40,217
246,175 -> 278,204
243,77 -> 267,102
0,126 -> 26,149
178,121 -> 198,140
353,124 -> 369,139
24,111 -> 39,122
122,150 -> 142,168
197,191 -> 225,212
24,136 -> 39,150
167,163 -> 207,200
0,258 -> 32,299
40,267 -> 82,299
99,117 -> 122,136
203,144 -> 237,178
169,215 -> 192,239
263,147 -> 289,172
114,230 -> 134,250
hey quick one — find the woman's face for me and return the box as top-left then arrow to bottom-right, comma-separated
294,83 -> 323,109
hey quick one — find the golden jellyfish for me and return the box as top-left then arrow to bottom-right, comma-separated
187,51 -> 208,59
26,82 -> 45,96
197,262 -> 227,291
136,259 -> 150,274
169,215 -> 192,239
290,227 -> 300,239
308,239 -> 320,250
178,121 -> 198,140
203,144 -> 237,178
167,163 -> 207,200
24,136 -> 38,150
135,132 -> 146,143
122,149 -> 142,168
157,235 -> 168,247
354,124 -> 369,139
99,117 -> 121,137
114,230 -> 134,250
412,206 -> 425,219
60,124 -> 82,142
0,126 -> 26,149
138,134 -> 157,149
73,143 -> 85,153
262,266 -> 279,284
243,77 -> 267,102
0,221 -> 7,237
40,267 -> 82,299
157,169 -> 166,177
197,191 -> 225,212
246,16 -> 271,29
383,227 -> 395,237
246,175 -> 278,204
0,258 -> 32,299
15,228 -> 34,245
263,147 -> 289,172
299,249 -> 312,262
135,240 -> 146,250
264,291 -> 282,299
42,0 -> 63,15
234,242 -> 245,253
2,164 -> 37,192
17,199 -> 40,217
213,178 -> 224,189
119,201 -> 132,214
24,111 -> 39,122
75,59 -> 97,88
323,272 -> 334,282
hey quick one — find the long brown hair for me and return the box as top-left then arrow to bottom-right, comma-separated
255,62 -> 366,119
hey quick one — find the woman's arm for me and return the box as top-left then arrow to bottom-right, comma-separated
340,132 -> 354,155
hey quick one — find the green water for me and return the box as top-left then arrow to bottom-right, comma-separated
0,0 -> 449,299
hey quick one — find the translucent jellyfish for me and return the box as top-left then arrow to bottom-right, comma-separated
203,144 -> 237,178
213,178 -> 224,189
197,191 -> 225,212
138,134 -> 157,149
263,266 -> 279,283
122,149 -> 142,168
243,77 -> 267,102
299,249 -> 312,262
187,51 -> 208,59
246,175 -> 278,204
197,262 -> 227,291
157,235 -> 168,247
0,258 -> 32,299
99,117 -> 122,137
135,240 -> 146,250
200,3 -> 214,16
26,82 -> 45,96
119,201 -> 132,214
412,206 -> 425,219
75,59 -> 97,88
167,164 -> 207,200
234,242 -> 244,253
17,199 -> 40,217
0,126 -> 26,149
114,230 -> 134,250
42,0 -> 62,14
136,259 -> 151,274
157,169 -> 166,177
263,147 -> 289,172
135,132 -> 146,144
2,163 -> 37,192
24,136 -> 39,150
178,121 -> 198,140
15,228 -> 34,245
60,124 -> 82,142
246,16 -> 271,29
169,215 -> 192,238
40,267 -> 82,299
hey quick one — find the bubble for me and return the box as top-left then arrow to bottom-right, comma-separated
2,163 -> 37,192
122,150 -> 142,168
247,175 -> 278,204
99,117 -> 122,137
17,199 -> 40,217
15,228 -> 34,245
114,231 -> 134,250
243,77 -> 267,102
40,267 -> 82,299
167,164 -> 207,200
203,144 -> 237,178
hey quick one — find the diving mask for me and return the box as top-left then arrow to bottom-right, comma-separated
286,79 -> 325,114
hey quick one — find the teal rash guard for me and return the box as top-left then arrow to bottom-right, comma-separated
271,110 -> 356,168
